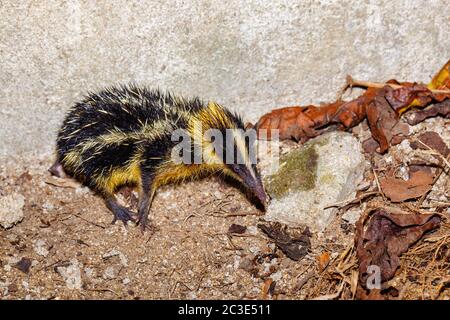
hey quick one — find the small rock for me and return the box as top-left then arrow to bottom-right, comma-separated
75,187 -> 89,195
262,132 -> 366,231
213,191 -> 223,199
249,246 -> 261,255
22,280 -> 29,289
247,226 -> 258,235
32,240 -> 49,257
122,278 -> 131,285
6,234 -> 19,242
233,255 -> 241,270
356,179 -> 371,191
8,283 -> 17,293
262,258 -> 278,274
103,266 -> 118,280
239,256 -> 255,272
271,271 -> 282,282
187,292 -> 197,299
0,193 -> 25,229
397,165 -> 410,181
158,189 -> 173,199
14,258 -> 32,274
42,201 -> 54,212
342,208 -> 363,225
7,255 -> 21,265
0,280 -> 10,296
84,267 -> 96,279
56,259 -> 82,290
102,249 -> 128,267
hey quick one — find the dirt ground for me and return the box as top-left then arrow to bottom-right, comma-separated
0,160 -> 329,300
0,119 -> 449,300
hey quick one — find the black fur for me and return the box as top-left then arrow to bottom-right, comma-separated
56,85 -> 244,194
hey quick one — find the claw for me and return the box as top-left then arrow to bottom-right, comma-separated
137,216 -> 147,232
106,197 -> 136,227
111,208 -> 136,226
137,215 -> 154,233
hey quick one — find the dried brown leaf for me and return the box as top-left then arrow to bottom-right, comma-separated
261,278 -> 273,300
227,223 -> 247,234
410,131 -> 449,157
14,257 -> 32,274
258,222 -> 311,261
256,60 -> 450,154
380,168 -> 434,202
317,251 -> 331,272
355,209 -> 441,289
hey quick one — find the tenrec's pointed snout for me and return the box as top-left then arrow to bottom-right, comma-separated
242,173 -> 269,209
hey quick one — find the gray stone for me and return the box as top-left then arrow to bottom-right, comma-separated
32,240 -> 49,257
102,249 -> 128,267
0,280 -> 10,297
239,256 -> 254,272
102,266 -> 118,280
56,259 -> 83,290
263,132 -> 366,231
0,193 -> 25,229
342,208 -> 363,225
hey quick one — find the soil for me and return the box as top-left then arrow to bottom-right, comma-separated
0,158 -> 342,300
0,118 -> 448,300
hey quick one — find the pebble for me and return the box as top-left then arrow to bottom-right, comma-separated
56,259 -> 83,290
32,239 -> 49,257
103,266 -> 118,280
0,193 -> 25,229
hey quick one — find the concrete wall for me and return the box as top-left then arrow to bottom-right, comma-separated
1,0 -> 449,158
